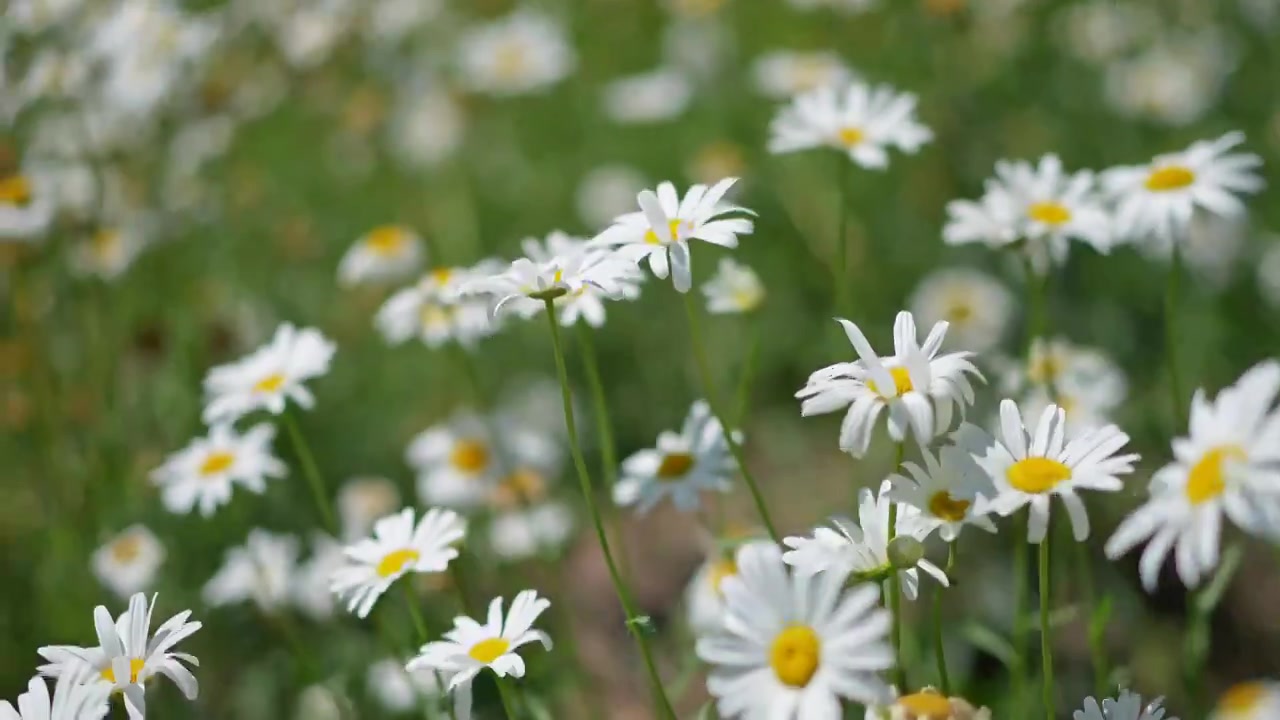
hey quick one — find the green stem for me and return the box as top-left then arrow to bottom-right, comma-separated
541,300 -> 677,720
403,584 -> 459,720
495,675 -> 522,719
1184,541 -> 1244,718
1166,245 -> 1186,426
680,291 -> 781,544
934,541 -> 956,695
1039,532 -> 1055,720
282,410 -> 337,534
1076,541 -> 1109,699
732,317 -> 762,426
887,441 -> 906,691
1013,514 -> 1030,713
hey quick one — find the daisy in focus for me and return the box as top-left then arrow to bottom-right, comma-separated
966,399 -> 1139,543
463,241 -> 637,319
767,81 -> 932,169
1075,690 -> 1176,720
91,525 -> 165,599
613,400 -> 736,514
405,589 -> 552,690
1102,131 -> 1264,253
1210,681 -> 1280,720
783,481 -> 949,600
696,542 -> 893,718
866,687 -> 992,719
886,445 -> 997,542
202,323 -> 336,424
519,231 -> 643,328
702,257 -> 765,314
907,268 -> 1013,354
1,675 -> 110,720
751,50 -> 854,100
1105,361 -> 1280,589
456,9 -> 575,97
37,593 -> 202,720
202,530 -> 299,612
330,507 -> 466,618
943,154 -> 1112,273
337,224 -> 424,286
376,266 -> 500,349
592,177 -> 754,293
150,423 -> 287,517
796,311 -> 982,458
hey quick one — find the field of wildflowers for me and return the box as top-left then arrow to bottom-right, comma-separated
4,0 -> 1280,718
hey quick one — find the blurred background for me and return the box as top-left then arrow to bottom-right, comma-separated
3,0 -> 1280,717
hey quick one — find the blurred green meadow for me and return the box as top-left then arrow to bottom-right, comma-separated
4,0 -> 1280,717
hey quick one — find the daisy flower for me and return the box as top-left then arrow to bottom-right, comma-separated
37,593 -> 202,720
407,412 -> 504,509
866,687 -> 992,719
685,541 -> 773,636
783,481 -> 948,600
202,530 -> 299,612
292,534 -> 346,621
767,81 -> 932,169
943,155 -> 1112,274
702,257 -> 765,314
907,268 -> 1013,354
68,224 -> 147,281
886,445 -> 997,542
520,231 -> 643,328
696,542 -> 894,718
405,590 -> 553,690
601,68 -> 693,124
376,266 -> 500,349
366,658 -> 453,714
750,50 -> 854,100
489,502 -> 574,561
337,476 -> 401,541
456,9 -> 575,97
1210,681 -> 1280,720
1102,131 -> 1264,252
330,507 -> 466,618
91,525 -> 165,599
150,423 -> 286,517
337,224 -> 424,286
1000,337 -> 1129,437
1,675 -> 110,720
592,177 -> 754,293
1105,361 -> 1280,589
796,311 -> 982,458
202,323 -> 336,424
463,244 -> 637,320
967,399 -> 1139,543
0,169 -> 55,240
613,400 -> 735,514
1075,690 -> 1176,720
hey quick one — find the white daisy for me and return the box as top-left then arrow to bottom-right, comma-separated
783,481 -> 949,600
337,224 -> 424,286
386,77 -> 464,170
943,155 -> 1112,273
489,502 -> 574,561
967,399 -> 1139,544
337,476 -> 402,541
330,507 -> 466,618
0,675 -> 110,720
1075,690 -> 1176,720
7,0 -> 85,35
68,224 -> 147,281
613,400 -> 735,514
907,268 -> 1012,354
407,412 -> 505,509
456,9 -> 575,97
464,244 -> 637,320
405,590 -> 553,690
202,530 -> 299,612
150,423 -> 286,517
702,257 -> 765,314
1000,338 -> 1129,439
202,323 -> 336,424
767,81 -> 932,169
886,445 -> 997,542
601,68 -> 693,124
292,534 -> 346,621
865,688 -> 992,719
576,164 -> 648,230
592,177 -> 754,293
1102,31 -> 1232,128
1211,681 -> 1280,720
366,658 -> 451,714
1105,361 -> 1280,590
37,593 -> 201,720
0,170 -> 55,241
376,266 -> 501,349
91,525 -> 165,599
696,542 -> 894,718
519,231 -> 644,328
1102,131 -> 1264,252
796,311 -> 982,458
751,50 -> 854,100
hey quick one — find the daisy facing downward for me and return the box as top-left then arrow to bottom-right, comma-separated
330,507 -> 466,618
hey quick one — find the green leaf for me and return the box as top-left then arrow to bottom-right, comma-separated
961,622 -> 1017,668
1195,542 -> 1244,614
626,615 -> 656,635
1089,595 -> 1113,643
696,700 -> 719,720
524,694 -> 555,720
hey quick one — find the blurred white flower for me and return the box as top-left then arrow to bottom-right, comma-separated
292,534 -> 346,621
886,445 -> 997,542
908,268 -> 1012,354
465,243 -> 640,320
408,411 -> 541,509
768,81 -> 932,168
519,231 -> 643,327
751,50 -> 854,99
151,423 -> 287,517
593,177 -> 754,293
337,476 -> 401,541
1055,1 -> 1157,65
489,502 -> 574,561
1,675 -> 110,720
1210,681 -> 1280,720
685,543 -> 774,636
363,0 -> 442,45
387,81 -> 464,169
294,685 -> 346,720
68,224 -> 147,281
0,170 -> 56,241
661,20 -> 729,81
1001,337 -> 1128,438
456,10 -> 575,97
203,530 -> 299,612
330,507 -> 466,618
1075,690 -> 1175,720
377,267 -> 501,348
338,225 -> 424,287
366,657 -> 445,713
7,0 -> 84,34
274,0 -> 356,70
575,165 -> 648,230
602,68 -> 693,124
662,0 -> 730,18
1178,211 -> 1248,289
943,155 -> 1112,274
614,400 -> 735,514
1103,30 -> 1234,127
38,593 -> 201,720
17,50 -> 91,111
202,323 -> 337,424
1259,240 -> 1280,309
92,525 -> 165,600
406,590 -> 552,689
785,0 -> 877,13
1106,361 -> 1280,590
797,311 -> 983,458
1102,132 -> 1264,254
702,257 -> 764,314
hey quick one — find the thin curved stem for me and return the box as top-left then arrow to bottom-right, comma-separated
887,441 -> 906,691
732,317 -> 762,425
1039,532 -> 1055,720
282,411 -> 337,534
1013,514 -> 1030,712
934,541 -> 956,695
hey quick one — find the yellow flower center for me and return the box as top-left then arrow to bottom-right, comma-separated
1027,201 -> 1072,226
1217,682 -> 1266,712
769,625 -> 821,688
896,690 -> 954,718
365,226 -> 408,256
707,558 -> 738,597
376,548 -> 420,578
450,439 -> 491,473
492,467 -> 548,506
1027,352 -> 1061,386
928,491 -> 971,522
656,452 -> 695,480
253,373 -> 286,394
111,535 -> 143,563
199,451 -> 235,477
1186,445 -> 1247,505
469,637 -> 511,664
92,229 -> 120,257
420,303 -> 452,329
1145,165 -> 1196,192
944,298 -> 973,323
0,175 -> 32,207
837,127 -> 864,147
868,366 -> 914,398
1006,457 -> 1071,494
100,658 -> 145,684
494,42 -> 527,81
644,218 -> 685,245
430,267 -> 453,285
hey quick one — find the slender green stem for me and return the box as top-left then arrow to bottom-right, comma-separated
1013,514 -> 1030,712
934,541 -> 956,694
495,675 -> 522,719
1185,541 -> 1244,718
282,411 -> 337,534
542,300 -> 677,720
887,441 -> 906,691
1166,245 -> 1186,425
403,584 -> 459,720
1076,541 -> 1109,699
732,317 -> 762,425
1039,532 -> 1055,720
834,154 -> 851,315
680,291 -> 781,544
